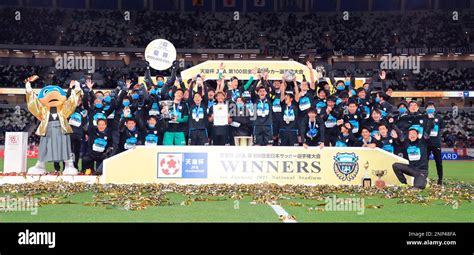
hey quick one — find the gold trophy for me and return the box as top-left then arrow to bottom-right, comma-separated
159,100 -> 176,122
362,161 -> 372,188
234,136 -> 253,146
372,170 -> 387,189
283,70 -> 296,83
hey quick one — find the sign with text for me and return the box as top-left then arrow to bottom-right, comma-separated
3,132 -> 28,173
181,60 -> 312,83
103,146 -> 410,186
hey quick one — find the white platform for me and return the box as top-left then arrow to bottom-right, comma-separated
0,175 -> 102,185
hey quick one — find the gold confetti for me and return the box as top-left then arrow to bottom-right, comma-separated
0,178 -> 470,211
366,205 -> 384,209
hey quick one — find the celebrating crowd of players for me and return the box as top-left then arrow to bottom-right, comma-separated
36,61 -> 445,189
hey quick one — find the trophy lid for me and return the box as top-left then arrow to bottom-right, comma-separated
145,39 -> 177,71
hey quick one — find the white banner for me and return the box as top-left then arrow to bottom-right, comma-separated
3,132 -> 28,173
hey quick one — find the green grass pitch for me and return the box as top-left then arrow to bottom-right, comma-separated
0,159 -> 472,222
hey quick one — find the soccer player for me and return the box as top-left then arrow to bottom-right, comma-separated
355,127 -> 382,148
269,78 -> 283,145
363,108 -> 385,136
188,85 -> 209,145
118,117 -> 143,153
295,76 -> 316,144
334,122 -> 358,147
374,92 -> 393,119
425,102 -> 445,185
392,121 -> 434,189
406,100 -> 426,139
142,115 -> 163,146
356,87 -> 372,120
375,123 -> 401,154
322,96 -> 342,146
162,89 -> 189,145
208,91 -> 230,145
278,82 -> 299,146
251,86 -> 273,146
302,108 -> 325,149
82,119 -> 113,175
229,97 -> 253,139
343,99 -> 365,138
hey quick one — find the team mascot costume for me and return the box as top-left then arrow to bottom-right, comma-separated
25,75 -> 83,175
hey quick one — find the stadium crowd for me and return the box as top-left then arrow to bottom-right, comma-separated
442,111 -> 474,148
0,106 -> 36,145
0,8 -> 471,54
413,68 -> 473,91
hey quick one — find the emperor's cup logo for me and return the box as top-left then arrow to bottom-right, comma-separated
8,135 -> 19,145
158,154 -> 182,178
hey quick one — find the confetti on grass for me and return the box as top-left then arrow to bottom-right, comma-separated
0,179 -> 472,211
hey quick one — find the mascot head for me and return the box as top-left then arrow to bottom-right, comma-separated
38,85 -> 67,108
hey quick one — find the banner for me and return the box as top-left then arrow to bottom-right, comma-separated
3,132 -> 28,173
428,148 -> 474,160
391,91 -> 474,98
180,60 -> 313,84
0,149 -> 38,159
180,60 -> 369,89
429,152 -> 459,160
103,146 -> 410,186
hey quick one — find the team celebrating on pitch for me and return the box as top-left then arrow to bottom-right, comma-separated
25,61 -> 445,189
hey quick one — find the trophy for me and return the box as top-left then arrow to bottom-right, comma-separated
234,136 -> 253,146
372,170 -> 387,189
159,100 -> 175,121
362,161 -> 372,188
315,65 -> 326,79
283,70 -> 296,82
